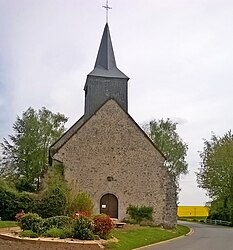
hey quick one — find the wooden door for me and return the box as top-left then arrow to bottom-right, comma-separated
100,194 -> 118,218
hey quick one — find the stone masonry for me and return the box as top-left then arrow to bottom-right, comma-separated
52,99 -> 177,228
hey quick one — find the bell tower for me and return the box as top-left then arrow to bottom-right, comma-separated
84,23 -> 129,120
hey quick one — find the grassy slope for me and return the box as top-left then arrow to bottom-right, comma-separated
105,224 -> 190,250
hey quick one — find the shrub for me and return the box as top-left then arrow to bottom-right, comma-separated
43,228 -> 71,239
126,205 -> 153,224
69,192 -> 94,215
72,216 -> 94,240
15,210 -> 26,222
93,214 -> 114,239
71,211 -> 90,220
43,215 -> 70,230
20,230 -> 39,238
0,181 -> 33,220
34,166 -> 68,218
20,213 -> 45,234
35,186 -> 68,218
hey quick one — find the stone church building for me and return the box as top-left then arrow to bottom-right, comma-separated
49,23 -> 177,228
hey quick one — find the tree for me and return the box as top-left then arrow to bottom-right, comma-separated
0,107 -> 68,191
143,118 -> 188,184
196,131 -> 233,223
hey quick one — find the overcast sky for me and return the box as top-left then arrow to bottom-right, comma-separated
1,0 -> 233,206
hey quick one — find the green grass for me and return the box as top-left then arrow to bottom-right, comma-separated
105,224 -> 190,250
0,221 -> 18,228
178,216 -> 207,222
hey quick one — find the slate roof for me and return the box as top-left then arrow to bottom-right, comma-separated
88,23 -> 128,79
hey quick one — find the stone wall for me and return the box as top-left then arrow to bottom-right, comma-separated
53,99 -> 177,228
0,235 -> 102,250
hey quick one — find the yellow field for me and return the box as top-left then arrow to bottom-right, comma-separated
178,206 -> 209,217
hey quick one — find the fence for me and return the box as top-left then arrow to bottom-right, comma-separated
206,219 -> 232,226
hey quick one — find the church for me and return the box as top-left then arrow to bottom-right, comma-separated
49,22 -> 177,228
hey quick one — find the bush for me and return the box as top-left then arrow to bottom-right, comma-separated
68,192 -> 94,215
93,214 -> 114,239
20,213 -> 45,234
72,216 -> 94,240
15,210 -> 26,222
0,181 -> 33,220
43,227 -> 72,239
20,230 -> 39,238
71,211 -> 91,220
43,215 -> 70,230
126,205 -> 153,224
34,166 -> 68,218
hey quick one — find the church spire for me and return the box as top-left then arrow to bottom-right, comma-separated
88,23 -> 128,79
84,23 -> 129,120
95,23 -> 116,70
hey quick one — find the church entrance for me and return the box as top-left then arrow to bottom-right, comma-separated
100,194 -> 118,218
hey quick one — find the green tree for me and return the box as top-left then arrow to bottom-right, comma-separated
144,118 -> 188,183
0,107 -> 68,191
196,131 -> 233,223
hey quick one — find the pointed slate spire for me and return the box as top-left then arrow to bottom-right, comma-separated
84,23 -> 129,120
95,23 -> 116,70
88,23 -> 128,79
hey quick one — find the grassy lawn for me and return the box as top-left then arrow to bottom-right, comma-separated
0,221 -> 18,228
105,224 -> 190,250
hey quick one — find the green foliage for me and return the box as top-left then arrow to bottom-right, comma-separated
69,192 -> 94,215
196,131 -> 233,224
19,230 -> 39,238
126,205 -> 153,224
43,227 -> 72,239
93,214 -> 114,239
72,216 -> 94,240
0,181 -> 33,220
36,187 -> 68,218
0,107 -> 68,192
208,198 -> 231,221
20,213 -> 45,234
43,216 -> 70,230
144,118 -> 188,183
34,165 -> 68,218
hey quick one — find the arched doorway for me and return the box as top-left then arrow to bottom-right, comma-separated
100,194 -> 118,218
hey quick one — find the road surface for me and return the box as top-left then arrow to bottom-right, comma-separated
139,221 -> 233,250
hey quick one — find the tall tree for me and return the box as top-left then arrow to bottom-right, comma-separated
144,118 -> 188,184
196,131 -> 233,222
0,107 -> 68,191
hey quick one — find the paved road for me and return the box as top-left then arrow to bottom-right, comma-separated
140,221 -> 233,250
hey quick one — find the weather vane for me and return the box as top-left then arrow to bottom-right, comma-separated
102,0 -> 112,23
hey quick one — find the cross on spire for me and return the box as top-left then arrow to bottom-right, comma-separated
102,0 -> 112,23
